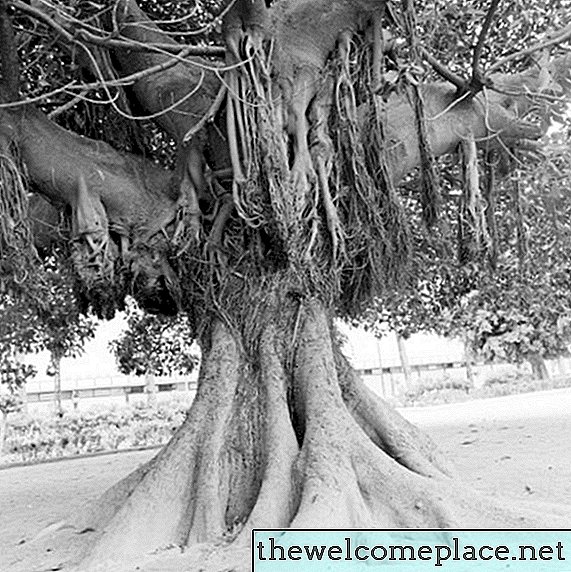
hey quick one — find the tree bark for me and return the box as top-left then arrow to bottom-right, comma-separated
50,353 -> 63,417
396,333 -> 412,390
144,372 -> 157,409
464,337 -> 476,387
0,410 -> 7,456
528,353 -> 549,381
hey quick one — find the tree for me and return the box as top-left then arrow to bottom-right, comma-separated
0,354 -> 35,454
110,299 -> 198,406
0,257 -> 97,415
368,128 -> 571,380
1,1 -> 571,570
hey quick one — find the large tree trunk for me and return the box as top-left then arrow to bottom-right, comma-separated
15,297 -> 571,572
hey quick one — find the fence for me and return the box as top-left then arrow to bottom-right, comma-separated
24,374 -> 197,410
21,356 -> 571,409
359,356 -> 571,399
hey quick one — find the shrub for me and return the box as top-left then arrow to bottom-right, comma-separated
3,399 -> 189,464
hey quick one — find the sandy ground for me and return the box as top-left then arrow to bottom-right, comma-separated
0,388 -> 570,569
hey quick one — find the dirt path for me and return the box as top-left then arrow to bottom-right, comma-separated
402,388 -> 571,506
1,388 -> 570,569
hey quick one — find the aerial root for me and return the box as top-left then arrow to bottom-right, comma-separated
206,185 -> 234,262
316,155 -> 343,259
284,301 -> 457,529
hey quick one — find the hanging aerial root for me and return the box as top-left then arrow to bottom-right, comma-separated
458,135 -> 490,263
171,145 -> 207,253
483,151 -> 498,268
309,77 -> 345,262
0,148 -> 36,284
68,176 -> 120,317
331,29 -> 410,312
400,0 -> 440,227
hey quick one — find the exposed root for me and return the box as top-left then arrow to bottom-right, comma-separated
235,325 -> 300,535
335,348 -> 456,479
13,301 -> 571,572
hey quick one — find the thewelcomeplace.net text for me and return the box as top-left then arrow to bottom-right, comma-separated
255,535 -> 566,568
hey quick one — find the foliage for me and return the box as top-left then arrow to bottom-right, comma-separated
0,355 -> 35,415
419,0 -> 569,75
0,256 -> 96,365
364,120 -> 571,365
3,399 -> 190,463
399,367 -> 571,407
110,299 -> 198,376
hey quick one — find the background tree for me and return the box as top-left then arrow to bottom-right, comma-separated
110,299 -> 198,407
0,257 -> 96,415
1,0 -> 570,570
368,126 -> 571,380
0,354 -> 35,454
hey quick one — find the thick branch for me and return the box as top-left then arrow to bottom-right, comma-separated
384,53 -> 571,183
11,0 -> 225,58
7,106 -> 176,229
470,0 -> 501,89
418,47 -> 467,91
111,0 -> 222,143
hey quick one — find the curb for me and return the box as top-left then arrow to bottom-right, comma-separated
0,444 -> 161,472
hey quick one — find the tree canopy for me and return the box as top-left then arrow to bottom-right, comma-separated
364,125 -> 571,371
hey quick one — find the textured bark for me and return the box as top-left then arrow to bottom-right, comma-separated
528,353 -> 550,381
113,0 -> 222,144
144,372 -> 157,408
396,333 -> 412,389
0,410 -> 7,456
12,300 -> 571,572
50,353 -> 63,417
2,105 -> 181,315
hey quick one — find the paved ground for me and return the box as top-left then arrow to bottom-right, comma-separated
0,388 -> 570,568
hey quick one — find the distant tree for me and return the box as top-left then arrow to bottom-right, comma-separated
0,354 -> 35,454
0,257 -> 96,415
110,300 -> 198,406
366,127 -> 571,379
